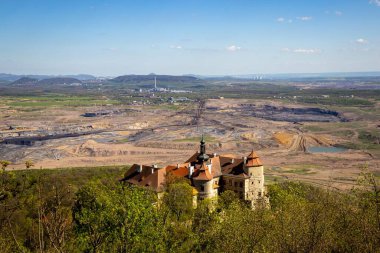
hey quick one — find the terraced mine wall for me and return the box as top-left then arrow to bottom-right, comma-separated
1,130 -> 104,146
239,104 -> 347,122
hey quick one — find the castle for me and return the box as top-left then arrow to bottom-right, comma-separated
122,136 -> 267,207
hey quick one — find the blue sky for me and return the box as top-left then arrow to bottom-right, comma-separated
0,0 -> 379,76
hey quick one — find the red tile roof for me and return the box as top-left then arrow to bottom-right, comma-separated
165,164 -> 189,178
192,162 -> 213,181
122,164 -> 166,192
246,150 -> 263,167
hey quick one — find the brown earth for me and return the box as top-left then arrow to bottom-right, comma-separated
0,98 -> 378,190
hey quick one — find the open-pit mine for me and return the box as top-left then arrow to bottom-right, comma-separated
1,94 -> 378,191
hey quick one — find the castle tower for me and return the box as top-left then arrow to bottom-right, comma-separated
243,150 -> 265,205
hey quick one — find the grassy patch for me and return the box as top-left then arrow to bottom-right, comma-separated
2,95 -> 120,108
333,177 -> 356,182
116,138 -> 129,143
264,175 -> 284,185
296,97 -> 375,107
272,164 -> 320,175
303,125 -> 326,132
174,135 -> 217,142
341,129 -> 380,150
282,168 -> 316,175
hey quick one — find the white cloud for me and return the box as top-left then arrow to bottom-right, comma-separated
281,47 -> 321,54
297,16 -> 312,21
277,17 -> 292,23
226,45 -> 241,52
370,0 -> 380,6
356,38 -> 368,44
293,48 -> 321,54
170,45 -> 182,49
325,10 -> 343,16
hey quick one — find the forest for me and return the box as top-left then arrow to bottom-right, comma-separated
0,165 -> 379,253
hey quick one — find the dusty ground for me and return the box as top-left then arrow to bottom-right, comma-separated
0,98 -> 378,190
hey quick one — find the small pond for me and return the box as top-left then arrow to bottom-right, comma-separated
308,146 -> 347,153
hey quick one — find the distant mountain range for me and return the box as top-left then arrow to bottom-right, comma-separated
0,73 -> 95,82
9,77 -> 82,86
195,72 -> 380,80
10,77 -> 38,85
1,72 -> 380,84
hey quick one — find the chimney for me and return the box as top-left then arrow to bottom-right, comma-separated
243,157 -> 247,164
213,153 -> 217,157
138,164 -> 142,173
231,158 -> 234,164
151,167 -> 154,174
153,164 -> 158,169
176,164 -> 179,169
207,164 -> 212,174
189,166 -> 194,178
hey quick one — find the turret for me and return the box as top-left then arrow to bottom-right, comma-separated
243,150 -> 263,178
197,134 -> 209,162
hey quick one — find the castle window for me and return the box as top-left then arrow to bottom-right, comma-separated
258,192 -> 262,197
251,181 -> 254,185
239,182 -> 243,188
258,180 -> 261,184
201,185 -> 204,191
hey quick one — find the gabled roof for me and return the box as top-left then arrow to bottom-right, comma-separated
186,152 -> 222,178
192,162 -> 213,181
185,152 -> 199,163
220,156 -> 249,178
165,164 -> 189,178
121,164 -> 166,192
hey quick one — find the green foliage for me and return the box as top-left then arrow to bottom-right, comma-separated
163,182 -> 194,221
0,160 -> 11,171
25,160 -> 34,169
0,167 -> 379,252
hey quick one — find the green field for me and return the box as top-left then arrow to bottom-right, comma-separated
174,135 -> 217,142
1,95 -> 120,107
